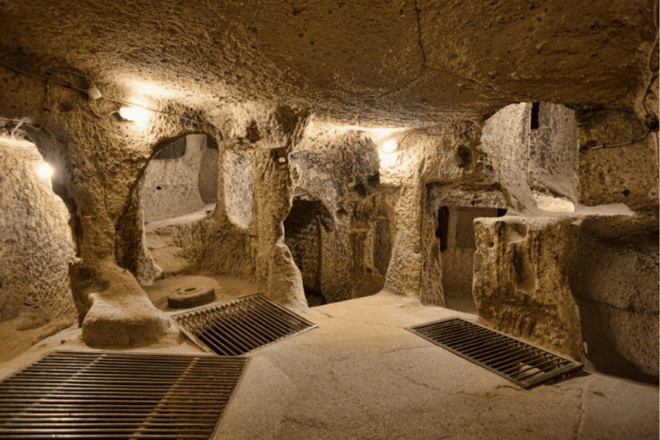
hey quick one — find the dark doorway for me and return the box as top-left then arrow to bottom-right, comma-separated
284,199 -> 329,307
440,206 -> 506,314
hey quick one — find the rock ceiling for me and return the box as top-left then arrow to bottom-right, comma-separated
0,0 -> 657,128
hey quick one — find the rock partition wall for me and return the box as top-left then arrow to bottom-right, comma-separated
473,216 -> 583,359
0,137 -> 76,326
479,103 -> 534,211
529,102 -> 578,200
575,107 -> 658,209
473,212 -> 659,377
571,226 -> 658,377
223,149 -> 253,229
198,139 -> 218,204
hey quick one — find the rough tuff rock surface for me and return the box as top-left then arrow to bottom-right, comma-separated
473,211 -> 659,376
0,0 -> 656,373
529,102 -> 578,200
0,0 -> 655,126
576,108 -> 659,208
76,261 -> 180,347
571,226 -> 659,376
473,216 -> 584,359
0,137 -> 75,326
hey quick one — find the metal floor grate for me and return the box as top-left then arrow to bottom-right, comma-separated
0,350 -> 248,439
172,294 -> 317,356
407,317 -> 583,389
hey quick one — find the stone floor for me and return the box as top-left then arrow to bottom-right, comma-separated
217,292 -> 659,440
0,290 -> 657,440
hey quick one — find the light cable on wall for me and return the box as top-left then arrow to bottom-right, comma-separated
0,59 -> 198,124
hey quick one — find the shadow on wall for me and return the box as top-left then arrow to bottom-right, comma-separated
284,198 -> 328,306
571,229 -> 659,385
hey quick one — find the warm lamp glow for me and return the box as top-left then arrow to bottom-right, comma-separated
380,139 -> 398,154
119,106 -> 150,125
37,162 -> 54,179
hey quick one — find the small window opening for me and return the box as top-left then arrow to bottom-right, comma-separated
436,206 -> 450,252
531,102 -> 540,130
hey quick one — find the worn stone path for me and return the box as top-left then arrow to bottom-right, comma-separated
0,291 -> 656,440
218,292 -> 658,440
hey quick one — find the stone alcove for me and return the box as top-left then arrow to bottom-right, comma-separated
436,204 -> 506,313
141,134 -> 218,224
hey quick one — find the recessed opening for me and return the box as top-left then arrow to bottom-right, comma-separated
439,206 -> 506,314
284,198 -> 331,307
530,102 -> 540,130
142,134 -> 217,224
436,206 -> 450,252
140,133 -> 219,279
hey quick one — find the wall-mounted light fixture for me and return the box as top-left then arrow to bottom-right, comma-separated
379,139 -> 399,154
37,162 -> 54,179
118,106 -> 150,125
87,83 -> 102,101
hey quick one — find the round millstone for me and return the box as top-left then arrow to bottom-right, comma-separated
168,286 -> 216,309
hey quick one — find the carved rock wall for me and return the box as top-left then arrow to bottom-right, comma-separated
571,227 -> 659,376
529,102 -> 578,200
576,108 -> 658,208
473,216 -> 583,359
0,137 -> 76,325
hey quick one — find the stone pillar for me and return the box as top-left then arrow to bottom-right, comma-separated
420,196 -> 444,306
115,172 -> 163,285
253,148 -> 307,309
384,182 -> 425,297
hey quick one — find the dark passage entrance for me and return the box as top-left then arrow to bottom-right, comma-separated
284,199 -> 330,306
438,206 -> 505,314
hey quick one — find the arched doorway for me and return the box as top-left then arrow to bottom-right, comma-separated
141,134 -> 218,224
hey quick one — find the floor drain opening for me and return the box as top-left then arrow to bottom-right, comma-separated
0,350 -> 248,439
172,294 -> 317,356
407,317 -> 583,389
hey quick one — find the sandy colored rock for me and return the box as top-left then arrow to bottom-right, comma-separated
81,263 -> 181,347
167,286 -> 215,309
141,134 -> 208,223
571,230 -> 659,376
473,215 -> 583,359
0,137 -> 75,325
0,0 -> 655,384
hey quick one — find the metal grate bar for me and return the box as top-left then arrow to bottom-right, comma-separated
172,294 -> 317,356
407,317 -> 583,389
0,350 -> 248,439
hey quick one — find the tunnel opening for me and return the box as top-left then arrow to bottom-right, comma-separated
438,205 -> 506,314
284,197 -> 330,307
